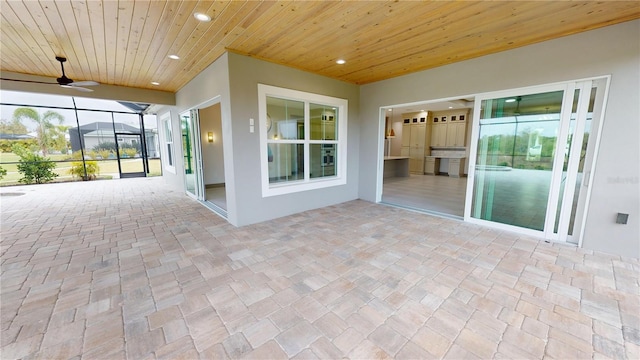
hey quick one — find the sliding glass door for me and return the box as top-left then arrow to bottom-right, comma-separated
466,79 -> 607,244
180,109 -> 204,200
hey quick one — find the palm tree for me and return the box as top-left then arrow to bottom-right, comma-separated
12,107 -> 65,156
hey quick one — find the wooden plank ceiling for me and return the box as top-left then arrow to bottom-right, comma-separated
1,1 -> 639,93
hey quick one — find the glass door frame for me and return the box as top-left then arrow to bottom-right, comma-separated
464,76 -> 610,245
180,109 -> 205,200
115,132 -> 146,178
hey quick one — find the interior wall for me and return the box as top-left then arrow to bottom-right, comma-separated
389,111 -> 403,156
227,52 -> 360,226
199,103 -> 225,185
360,20 -> 640,258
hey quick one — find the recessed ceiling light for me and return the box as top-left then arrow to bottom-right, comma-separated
168,54 -> 180,60
505,98 -> 516,103
336,59 -> 346,65
151,82 -> 160,86
194,13 -> 211,22
388,109 -> 392,111
420,109 -> 425,112
448,106 -> 453,109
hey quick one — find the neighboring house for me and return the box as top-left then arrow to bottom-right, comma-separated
68,122 -> 159,157
154,20 -> 639,258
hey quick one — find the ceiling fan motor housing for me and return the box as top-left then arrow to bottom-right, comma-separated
55,56 -> 74,85
57,75 -> 73,85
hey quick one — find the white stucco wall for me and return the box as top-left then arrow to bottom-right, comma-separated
227,53 -> 361,226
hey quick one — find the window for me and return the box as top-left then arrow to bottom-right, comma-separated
259,84 -> 348,197
161,114 -> 175,173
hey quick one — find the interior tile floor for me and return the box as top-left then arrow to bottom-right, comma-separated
382,174 -> 467,217
1,178 -> 639,359
205,186 -> 227,211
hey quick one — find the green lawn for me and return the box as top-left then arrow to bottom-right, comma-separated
0,154 -> 162,186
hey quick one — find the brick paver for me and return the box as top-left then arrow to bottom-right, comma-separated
1,178 -> 639,359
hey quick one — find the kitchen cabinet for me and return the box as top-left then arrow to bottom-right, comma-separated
424,156 -> 440,175
408,123 -> 426,174
401,123 -> 411,147
409,146 -> 425,173
431,110 -> 468,148
399,115 -> 428,174
431,123 -> 447,147
446,122 -> 467,147
448,158 -> 465,177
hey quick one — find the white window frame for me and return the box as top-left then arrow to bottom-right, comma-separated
258,84 -> 348,197
160,113 -> 176,174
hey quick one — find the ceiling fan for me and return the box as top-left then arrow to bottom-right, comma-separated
1,56 -> 100,92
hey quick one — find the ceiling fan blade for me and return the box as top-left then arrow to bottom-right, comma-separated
0,78 -> 56,85
70,80 -> 99,87
60,84 -> 94,92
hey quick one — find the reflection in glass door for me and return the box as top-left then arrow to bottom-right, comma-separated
181,110 -> 204,199
466,79 -> 607,244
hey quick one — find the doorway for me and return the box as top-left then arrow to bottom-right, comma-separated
380,100 -> 473,218
199,103 -> 227,213
116,133 -> 146,178
180,101 -> 227,217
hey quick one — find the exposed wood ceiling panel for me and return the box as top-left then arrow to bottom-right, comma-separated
1,1 -> 638,93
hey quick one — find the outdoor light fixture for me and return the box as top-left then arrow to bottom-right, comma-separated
194,13 -> 211,22
151,81 -> 160,86
207,132 -> 214,142
168,54 -> 180,60
336,59 -> 346,64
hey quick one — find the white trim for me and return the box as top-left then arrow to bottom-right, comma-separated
159,112 -> 176,174
543,82 -> 579,241
553,81 -> 592,241
258,84 -> 348,197
576,76 -> 611,248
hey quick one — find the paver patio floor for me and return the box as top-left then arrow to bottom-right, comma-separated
1,178 -> 639,359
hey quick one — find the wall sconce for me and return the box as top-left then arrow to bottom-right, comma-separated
207,132 -> 214,143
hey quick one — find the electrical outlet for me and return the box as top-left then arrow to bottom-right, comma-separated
616,213 -> 629,224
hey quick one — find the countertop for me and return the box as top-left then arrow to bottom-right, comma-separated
384,156 -> 410,160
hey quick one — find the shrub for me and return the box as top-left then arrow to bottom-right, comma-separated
0,139 -> 37,153
0,166 -> 6,180
12,144 -> 58,184
93,142 -> 117,152
69,160 -> 100,180
97,150 -> 113,160
120,148 -> 137,158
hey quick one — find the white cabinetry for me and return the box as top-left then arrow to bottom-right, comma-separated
431,123 -> 447,147
409,123 -> 426,174
424,156 -> 440,175
401,122 -> 411,147
447,122 -> 467,147
448,158 -> 465,178
431,110 -> 469,148
399,115 -> 429,174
